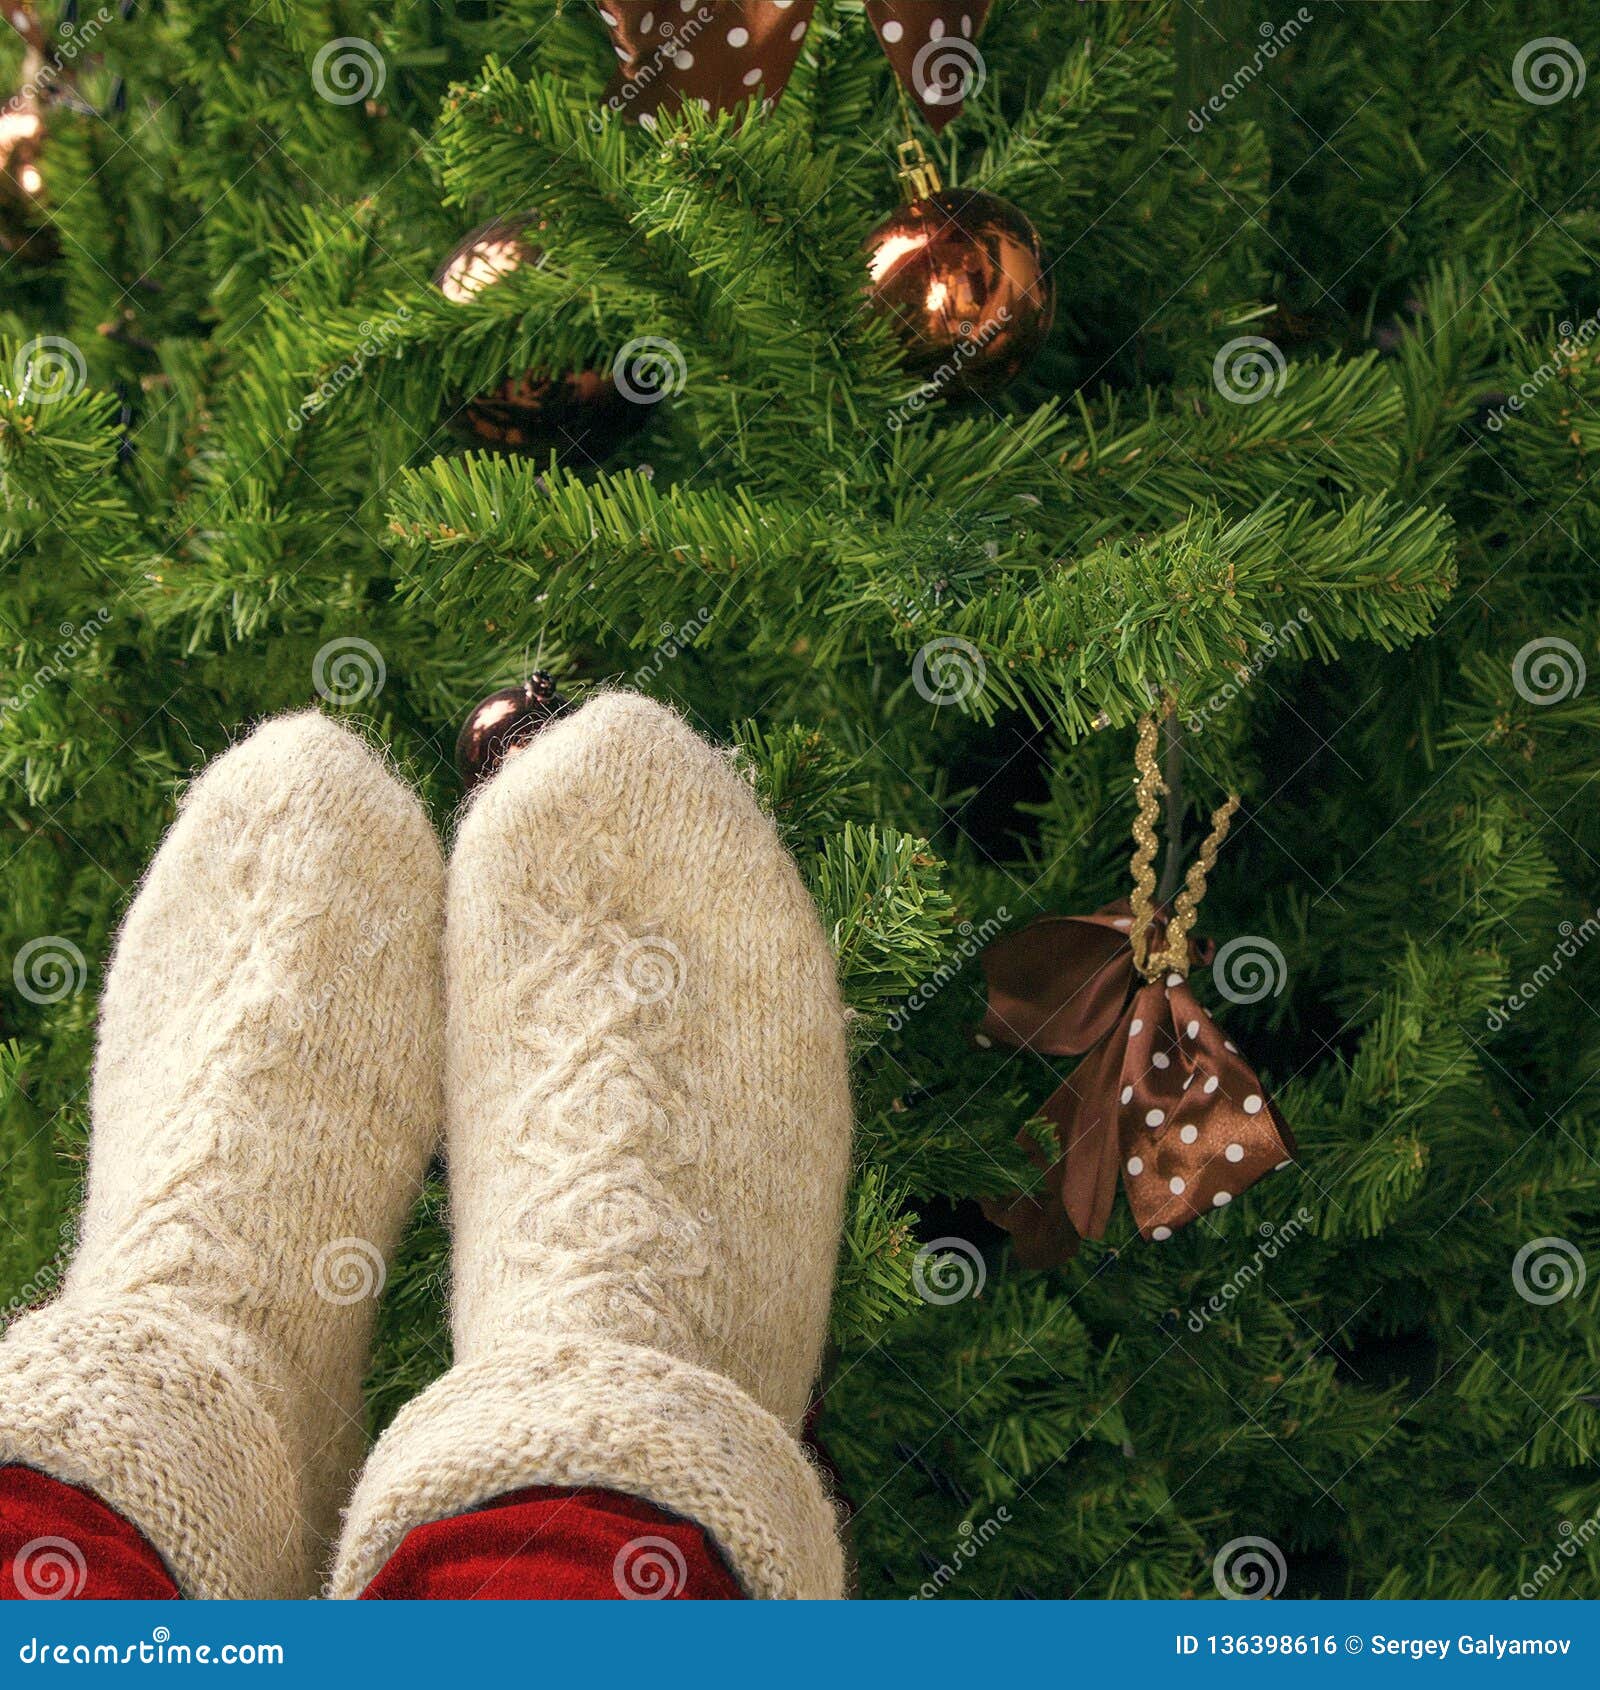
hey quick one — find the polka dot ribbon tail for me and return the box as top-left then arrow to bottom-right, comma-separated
598,1 -> 819,123
866,1 -> 994,131
975,902 -> 1296,1263
596,1 -> 993,128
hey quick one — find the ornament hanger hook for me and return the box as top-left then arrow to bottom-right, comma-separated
895,137 -> 944,201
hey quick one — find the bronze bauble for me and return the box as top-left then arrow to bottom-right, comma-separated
0,6 -> 55,263
434,215 -> 649,462
864,189 -> 1054,400
456,673 -> 568,789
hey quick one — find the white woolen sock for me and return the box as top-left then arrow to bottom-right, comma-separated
331,693 -> 853,1599
0,713 -> 444,1598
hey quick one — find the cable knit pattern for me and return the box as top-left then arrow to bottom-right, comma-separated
0,713 -> 444,1598
332,693 -> 852,1600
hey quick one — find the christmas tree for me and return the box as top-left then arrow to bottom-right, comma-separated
3,0 -> 1598,1600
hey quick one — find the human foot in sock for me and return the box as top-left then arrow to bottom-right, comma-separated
333,693 -> 853,1599
0,713 -> 444,1597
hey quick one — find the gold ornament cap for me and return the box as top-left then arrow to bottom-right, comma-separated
896,138 -> 943,203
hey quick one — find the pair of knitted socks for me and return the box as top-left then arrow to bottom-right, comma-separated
0,696 -> 851,1598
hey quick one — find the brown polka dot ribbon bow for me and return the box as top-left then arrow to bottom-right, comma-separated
976,717 -> 1295,1266
599,2 -> 818,124
597,1 -> 993,128
865,2 -> 994,130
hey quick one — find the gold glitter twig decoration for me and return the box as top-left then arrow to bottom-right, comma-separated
1128,702 -> 1241,979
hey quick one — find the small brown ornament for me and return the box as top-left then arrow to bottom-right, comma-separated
597,0 -> 817,125
456,673 -> 569,789
1,3 -> 56,261
864,146 -> 1053,402
434,215 -> 649,462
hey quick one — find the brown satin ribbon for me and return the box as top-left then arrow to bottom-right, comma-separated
597,1 -> 993,127
977,900 -> 1296,1265
865,1 -> 994,131
599,1 -> 819,123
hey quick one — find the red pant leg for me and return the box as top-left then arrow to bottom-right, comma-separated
361,1485 -> 746,1600
0,1464 -> 178,1599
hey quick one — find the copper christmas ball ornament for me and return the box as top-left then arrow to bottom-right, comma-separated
445,366 -> 649,460
433,213 -> 537,306
0,6 -> 56,262
456,673 -> 568,789
864,187 -> 1054,400
0,103 -> 51,260
434,215 -> 650,462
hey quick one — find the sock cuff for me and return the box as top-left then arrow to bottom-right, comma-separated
330,1335 -> 845,1599
0,1291 -> 308,1598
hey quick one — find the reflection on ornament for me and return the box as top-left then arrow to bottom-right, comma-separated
1,4 -> 53,259
433,214 -> 650,462
435,218 -> 530,304
0,109 -> 43,195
